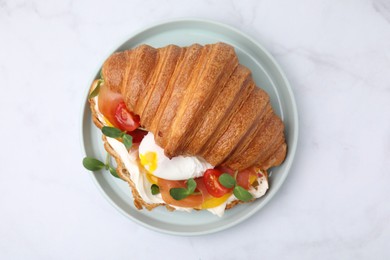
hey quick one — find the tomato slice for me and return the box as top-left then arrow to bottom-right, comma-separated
195,176 -> 232,208
97,85 -> 139,131
203,169 -> 232,198
128,129 -> 148,144
114,102 -> 140,132
158,178 -> 203,208
97,85 -> 146,142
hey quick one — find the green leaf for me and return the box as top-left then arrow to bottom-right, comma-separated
233,186 -> 253,202
169,178 -> 197,200
99,69 -> 104,80
102,126 -> 123,138
83,157 -> 105,171
151,184 -> 160,195
186,178 -> 197,194
219,173 -> 236,189
122,134 -> 133,150
89,79 -> 102,99
109,166 -> 119,178
170,188 -> 190,200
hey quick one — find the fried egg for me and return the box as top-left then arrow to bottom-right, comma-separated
138,132 -> 213,180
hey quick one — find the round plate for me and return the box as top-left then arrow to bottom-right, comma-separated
80,19 -> 298,236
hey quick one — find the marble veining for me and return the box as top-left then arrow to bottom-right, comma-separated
373,0 -> 390,23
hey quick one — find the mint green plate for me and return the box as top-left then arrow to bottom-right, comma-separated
81,19 -> 298,236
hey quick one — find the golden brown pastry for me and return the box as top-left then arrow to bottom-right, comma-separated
101,42 -> 286,172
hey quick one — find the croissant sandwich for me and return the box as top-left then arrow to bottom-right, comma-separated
85,42 -> 287,216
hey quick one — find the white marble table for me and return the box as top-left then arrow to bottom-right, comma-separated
1,0 -> 389,259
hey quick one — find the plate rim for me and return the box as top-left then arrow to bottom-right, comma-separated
80,18 -> 299,236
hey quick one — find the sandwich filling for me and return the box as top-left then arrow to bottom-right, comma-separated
92,82 -> 269,217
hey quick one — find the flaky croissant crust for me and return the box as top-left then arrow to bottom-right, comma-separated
102,42 -> 286,171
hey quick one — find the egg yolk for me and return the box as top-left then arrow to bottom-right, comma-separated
201,193 -> 232,209
140,152 -> 158,174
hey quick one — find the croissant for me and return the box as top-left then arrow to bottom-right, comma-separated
101,42 -> 286,171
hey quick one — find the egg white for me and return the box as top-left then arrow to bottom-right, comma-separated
138,132 -> 213,180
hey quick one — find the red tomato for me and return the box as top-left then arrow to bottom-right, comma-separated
203,169 -> 232,198
98,85 -> 141,132
97,85 -> 145,142
114,102 -> 140,132
158,178 -> 203,208
128,129 -> 148,144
